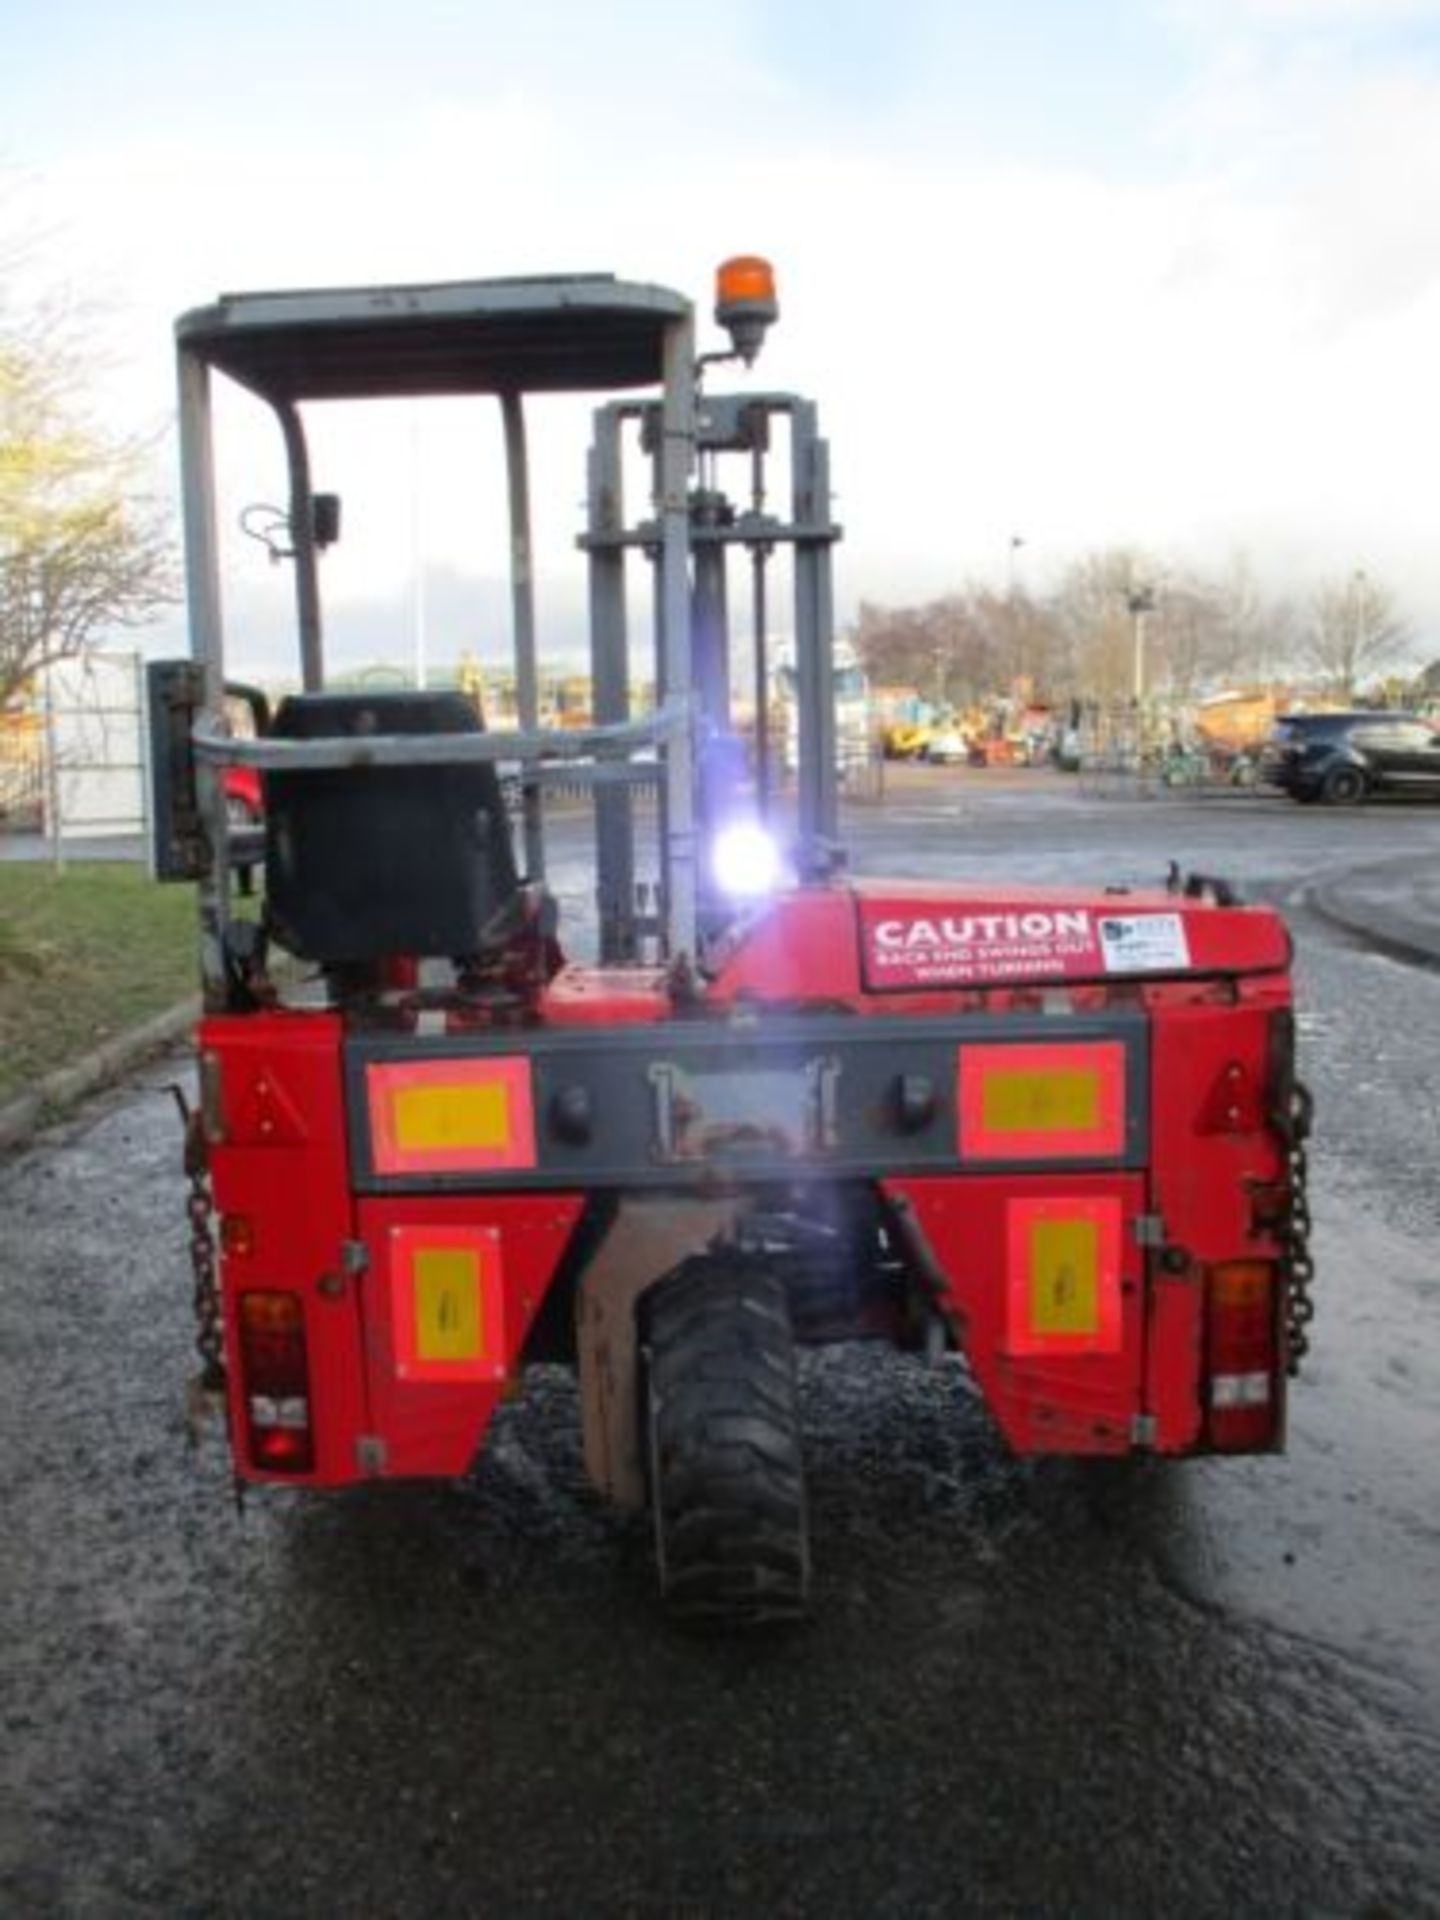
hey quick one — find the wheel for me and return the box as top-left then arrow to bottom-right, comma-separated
1320,764 -> 1365,805
640,1255 -> 810,1627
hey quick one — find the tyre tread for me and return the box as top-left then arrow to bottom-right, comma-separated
643,1256 -> 810,1626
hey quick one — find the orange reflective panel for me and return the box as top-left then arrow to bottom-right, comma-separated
959,1041 -> 1126,1160
368,1058 -> 536,1175
1004,1196 -> 1124,1356
389,1225 -> 506,1383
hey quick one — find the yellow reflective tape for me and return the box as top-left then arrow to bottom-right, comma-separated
414,1247 -> 484,1362
983,1068 -> 1099,1136
1029,1217 -> 1100,1336
394,1081 -> 510,1153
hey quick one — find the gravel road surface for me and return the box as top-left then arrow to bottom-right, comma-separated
3,776 -> 1438,1917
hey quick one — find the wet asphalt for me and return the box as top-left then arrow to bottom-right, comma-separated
2,773 -> 1439,1917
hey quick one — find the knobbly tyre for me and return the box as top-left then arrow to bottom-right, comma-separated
148,259 -> 1314,1626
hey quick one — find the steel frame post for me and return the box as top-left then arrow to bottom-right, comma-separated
813,429 -> 838,839
588,406 -> 636,962
177,349 -> 225,715
657,316 -> 698,960
502,391 -> 546,881
176,345 -> 230,1004
750,439 -> 773,822
690,491 -> 732,910
276,400 -> 323,692
752,541 -> 771,819
690,494 -> 732,732
650,540 -> 670,958
791,402 -> 838,848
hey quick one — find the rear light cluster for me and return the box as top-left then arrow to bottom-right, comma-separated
238,1291 -> 314,1473
1205,1261 -> 1280,1451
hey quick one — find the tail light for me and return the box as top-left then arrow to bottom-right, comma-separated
238,1291 -> 314,1473
1205,1261 -> 1281,1451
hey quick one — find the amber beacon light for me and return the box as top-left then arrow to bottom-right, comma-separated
715,255 -> 779,364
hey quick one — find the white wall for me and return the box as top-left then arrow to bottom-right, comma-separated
43,651 -> 147,840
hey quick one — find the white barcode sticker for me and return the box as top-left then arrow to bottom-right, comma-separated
1098,913 -> 1190,973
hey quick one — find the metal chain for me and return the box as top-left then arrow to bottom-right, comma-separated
186,1141 -> 227,1395
171,1088 -> 227,1402
1280,1080 -> 1316,1375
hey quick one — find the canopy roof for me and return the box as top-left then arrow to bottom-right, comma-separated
175,273 -> 690,403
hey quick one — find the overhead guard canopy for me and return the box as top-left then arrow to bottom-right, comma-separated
175,273 -> 691,403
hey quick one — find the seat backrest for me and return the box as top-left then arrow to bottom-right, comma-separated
264,690 -> 520,964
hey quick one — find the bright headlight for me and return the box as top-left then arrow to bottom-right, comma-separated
712,821 -> 783,897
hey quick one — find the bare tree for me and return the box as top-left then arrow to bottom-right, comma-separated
852,600 -> 945,696
1205,553 -> 1297,685
1144,565 -> 1282,696
853,587 -> 1072,707
1148,576 -> 1219,698
0,238 -> 175,709
1304,571 -> 1410,699
1050,549 -> 1150,703
857,550 -> 1374,716
1004,589 -> 1070,699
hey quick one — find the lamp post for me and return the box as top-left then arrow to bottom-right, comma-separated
1007,536 -> 1027,698
1127,582 -> 1157,704
1347,567 -> 1367,698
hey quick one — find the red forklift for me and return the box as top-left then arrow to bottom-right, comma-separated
149,259 -> 1313,1624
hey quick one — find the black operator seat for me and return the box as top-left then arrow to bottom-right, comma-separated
263,689 -> 520,964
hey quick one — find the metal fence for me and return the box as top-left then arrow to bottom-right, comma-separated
1074,701 -> 1260,802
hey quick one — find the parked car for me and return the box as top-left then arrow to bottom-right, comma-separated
923,723 -> 969,765
221,687 -> 267,827
222,764 -> 264,826
1260,711 -> 1440,804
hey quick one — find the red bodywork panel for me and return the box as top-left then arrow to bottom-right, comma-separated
881,1172 -> 1147,1452
700,890 -> 862,1003
355,1194 -> 584,1476
1144,986 -> 1290,1451
203,1011 -> 584,1484
706,882 -> 1288,1003
202,1012 -> 365,1484
199,875 -> 1294,1483
543,964 -> 672,1025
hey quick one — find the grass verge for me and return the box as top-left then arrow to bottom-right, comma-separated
0,862 -> 197,1106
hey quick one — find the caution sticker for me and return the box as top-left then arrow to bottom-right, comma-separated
863,904 -> 1101,987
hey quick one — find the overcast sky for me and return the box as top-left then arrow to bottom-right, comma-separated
5,0 -> 1440,672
